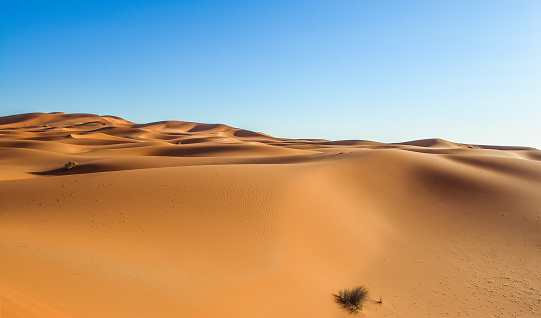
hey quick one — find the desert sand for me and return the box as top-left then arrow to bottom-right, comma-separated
1,112 -> 540,317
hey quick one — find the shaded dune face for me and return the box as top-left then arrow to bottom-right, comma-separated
1,112 -> 540,318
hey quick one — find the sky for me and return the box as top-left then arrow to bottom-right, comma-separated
1,0 -> 540,148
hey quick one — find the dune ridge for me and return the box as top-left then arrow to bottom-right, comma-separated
1,112 -> 540,317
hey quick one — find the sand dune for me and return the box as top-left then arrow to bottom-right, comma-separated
1,112 -> 540,317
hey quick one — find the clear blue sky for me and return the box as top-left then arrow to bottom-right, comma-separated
1,0 -> 540,148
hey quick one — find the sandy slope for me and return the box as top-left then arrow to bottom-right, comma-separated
1,112 -> 540,318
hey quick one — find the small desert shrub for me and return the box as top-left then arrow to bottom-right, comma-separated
333,286 -> 369,314
63,160 -> 79,170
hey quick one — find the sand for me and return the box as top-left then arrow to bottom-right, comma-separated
1,112 -> 540,317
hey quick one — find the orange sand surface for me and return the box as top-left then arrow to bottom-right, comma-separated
1,112 -> 541,317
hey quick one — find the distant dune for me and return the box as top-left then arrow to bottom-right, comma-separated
1,112 -> 540,317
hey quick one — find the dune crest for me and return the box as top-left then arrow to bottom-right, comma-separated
1,112 -> 540,317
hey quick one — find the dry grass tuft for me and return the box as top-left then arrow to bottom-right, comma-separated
333,286 -> 369,314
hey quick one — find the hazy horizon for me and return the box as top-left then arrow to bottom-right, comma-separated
1,1 -> 540,148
